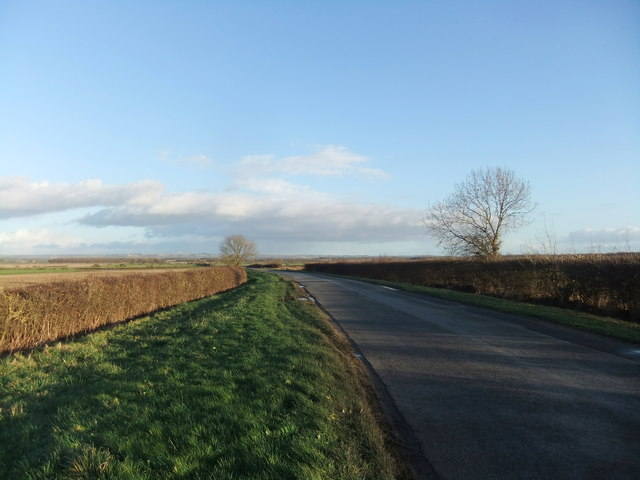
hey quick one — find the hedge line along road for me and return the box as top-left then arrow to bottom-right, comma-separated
279,272 -> 640,480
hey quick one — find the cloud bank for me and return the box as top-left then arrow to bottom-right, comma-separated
0,147 -> 422,253
0,229 -> 84,251
567,227 -> 640,246
0,177 -> 164,219
77,185 -> 423,243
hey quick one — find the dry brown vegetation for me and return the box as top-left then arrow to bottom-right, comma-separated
306,253 -> 640,322
0,267 -> 246,354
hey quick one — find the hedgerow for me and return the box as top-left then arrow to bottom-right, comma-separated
0,267 -> 246,353
306,254 -> 640,321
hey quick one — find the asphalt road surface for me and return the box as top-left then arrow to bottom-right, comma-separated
279,272 -> 640,480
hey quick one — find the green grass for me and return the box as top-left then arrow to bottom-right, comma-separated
0,271 -> 402,480
336,275 -> 640,344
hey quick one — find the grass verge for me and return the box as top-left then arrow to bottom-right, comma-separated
0,271 -> 405,479
334,275 -> 640,344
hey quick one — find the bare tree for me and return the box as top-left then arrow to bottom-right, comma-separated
425,167 -> 534,257
219,234 -> 257,266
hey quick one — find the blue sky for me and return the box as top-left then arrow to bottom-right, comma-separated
1,0 -> 639,256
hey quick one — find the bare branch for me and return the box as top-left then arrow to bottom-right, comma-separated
425,167 -> 534,257
219,234 -> 257,266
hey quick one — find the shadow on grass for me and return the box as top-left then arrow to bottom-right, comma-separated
1,272 -> 399,480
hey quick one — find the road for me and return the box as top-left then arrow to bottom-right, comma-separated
279,271 -> 640,480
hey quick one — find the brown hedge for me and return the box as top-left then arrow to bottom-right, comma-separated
305,254 -> 640,321
0,266 -> 247,354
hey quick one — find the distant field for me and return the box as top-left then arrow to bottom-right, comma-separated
0,269 -> 196,291
0,261 -> 199,271
0,262 -> 199,291
0,265 -> 82,275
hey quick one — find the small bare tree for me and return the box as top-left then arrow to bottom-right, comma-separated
425,167 -> 534,257
523,214 -> 558,257
219,234 -> 257,266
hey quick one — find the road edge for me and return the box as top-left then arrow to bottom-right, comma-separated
284,274 -> 439,480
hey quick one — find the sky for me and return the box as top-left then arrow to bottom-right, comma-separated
1,0 -> 639,257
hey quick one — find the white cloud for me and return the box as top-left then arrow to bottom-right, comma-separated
238,145 -> 388,179
81,190 -> 423,241
157,150 -> 212,168
567,227 -> 640,244
0,145 -> 417,254
77,184 -> 424,244
0,229 -> 84,251
234,178 -> 313,195
0,177 -> 164,218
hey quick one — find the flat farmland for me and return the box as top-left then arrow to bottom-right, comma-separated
0,268 -> 193,291
0,261 -> 200,291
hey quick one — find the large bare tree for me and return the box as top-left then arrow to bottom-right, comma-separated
219,234 -> 257,266
425,167 -> 534,257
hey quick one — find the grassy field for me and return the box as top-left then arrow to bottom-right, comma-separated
342,276 -> 640,344
0,271 -> 405,479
